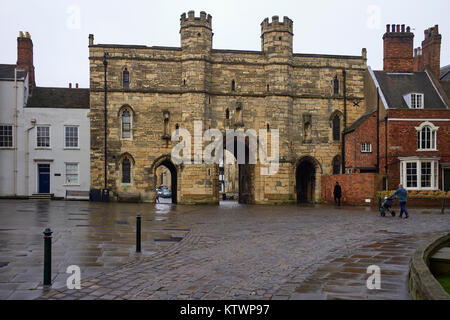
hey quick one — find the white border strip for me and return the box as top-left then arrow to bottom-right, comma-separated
425,69 -> 449,109
388,118 -> 450,121
368,66 -> 390,110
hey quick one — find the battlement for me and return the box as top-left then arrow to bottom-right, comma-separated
180,11 -> 212,30
261,16 -> 293,35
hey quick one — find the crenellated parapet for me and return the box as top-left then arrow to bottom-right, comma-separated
261,16 -> 293,35
180,11 -> 212,31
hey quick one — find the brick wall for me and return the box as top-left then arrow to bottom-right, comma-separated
321,173 -> 383,205
345,111 -> 378,171
383,24 -> 414,73
380,109 -> 450,189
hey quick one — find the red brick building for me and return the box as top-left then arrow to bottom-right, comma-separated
345,24 -> 450,192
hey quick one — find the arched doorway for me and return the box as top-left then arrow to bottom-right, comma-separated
154,158 -> 177,204
296,159 -> 316,203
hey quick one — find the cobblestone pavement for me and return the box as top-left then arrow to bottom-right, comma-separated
0,199 -> 449,300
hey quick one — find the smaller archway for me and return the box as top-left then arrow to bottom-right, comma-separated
152,157 -> 178,204
295,157 -> 320,204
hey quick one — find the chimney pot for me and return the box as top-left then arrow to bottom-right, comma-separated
386,24 -> 390,33
407,26 -> 410,32
391,24 -> 395,32
401,24 -> 405,32
396,24 -> 400,32
76,83 -> 79,88
69,83 -> 72,88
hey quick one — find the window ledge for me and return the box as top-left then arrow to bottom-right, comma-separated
361,151 -> 373,153
35,147 -> 52,150
64,147 -> 80,150
416,149 -> 438,152
63,184 -> 81,187
0,147 -> 14,150
121,183 -> 132,187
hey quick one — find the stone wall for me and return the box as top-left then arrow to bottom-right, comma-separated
89,11 -> 367,204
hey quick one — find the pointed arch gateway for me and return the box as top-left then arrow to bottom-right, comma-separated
150,155 -> 178,204
295,156 -> 322,203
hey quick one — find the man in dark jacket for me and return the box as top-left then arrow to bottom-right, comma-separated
390,184 -> 409,218
334,182 -> 342,206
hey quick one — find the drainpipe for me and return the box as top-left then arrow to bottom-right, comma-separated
341,69 -> 347,174
25,118 -> 36,196
385,114 -> 388,187
376,87 -> 380,173
103,52 -> 108,190
13,69 -> 18,195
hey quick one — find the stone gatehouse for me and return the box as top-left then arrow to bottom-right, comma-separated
88,10 -> 368,204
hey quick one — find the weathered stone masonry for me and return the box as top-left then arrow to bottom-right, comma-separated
89,11 -> 368,204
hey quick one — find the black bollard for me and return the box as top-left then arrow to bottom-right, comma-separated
442,198 -> 445,214
136,214 -> 141,253
378,197 -> 382,212
43,228 -> 53,286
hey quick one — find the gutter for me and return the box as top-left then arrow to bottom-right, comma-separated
14,69 -> 18,195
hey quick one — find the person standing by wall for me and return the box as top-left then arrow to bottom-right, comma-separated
390,184 -> 409,219
334,182 -> 342,206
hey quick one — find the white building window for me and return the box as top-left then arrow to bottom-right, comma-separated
65,126 -> 79,148
400,158 -> 439,190
0,125 -> 13,147
411,93 -> 424,109
65,163 -> 79,185
37,126 -> 50,148
361,142 -> 372,153
416,122 -> 438,151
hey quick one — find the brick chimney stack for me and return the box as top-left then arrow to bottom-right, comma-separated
383,24 -> 414,72
421,25 -> 441,78
17,31 -> 35,93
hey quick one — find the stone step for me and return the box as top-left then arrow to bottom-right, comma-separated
29,193 -> 53,199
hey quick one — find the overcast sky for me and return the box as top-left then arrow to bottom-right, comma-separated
1,0 -> 448,88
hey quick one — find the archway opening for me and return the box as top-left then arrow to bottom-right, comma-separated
296,159 -> 316,203
155,159 -> 177,204
219,136 -> 255,204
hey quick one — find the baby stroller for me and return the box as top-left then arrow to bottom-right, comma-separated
380,197 -> 396,217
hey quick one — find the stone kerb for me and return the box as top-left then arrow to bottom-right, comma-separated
409,232 -> 450,300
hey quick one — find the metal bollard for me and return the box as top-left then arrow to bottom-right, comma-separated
378,197 -> 382,212
136,214 -> 141,253
442,198 -> 445,214
43,228 -> 53,286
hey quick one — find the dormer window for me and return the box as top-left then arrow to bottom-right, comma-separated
411,93 -> 423,109
404,93 -> 424,109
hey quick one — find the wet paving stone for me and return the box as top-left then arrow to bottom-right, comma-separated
0,200 -> 449,300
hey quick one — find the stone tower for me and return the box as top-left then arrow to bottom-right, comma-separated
180,11 -> 212,92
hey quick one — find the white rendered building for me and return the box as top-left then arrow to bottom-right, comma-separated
0,32 -> 90,198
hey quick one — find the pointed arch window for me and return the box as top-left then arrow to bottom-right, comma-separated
123,68 -> 130,88
122,110 -> 131,139
332,155 -> 341,174
332,115 -> 341,141
225,108 -> 230,120
333,76 -> 339,95
122,157 -> 131,184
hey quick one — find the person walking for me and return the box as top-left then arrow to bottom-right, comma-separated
390,184 -> 409,219
334,181 -> 342,206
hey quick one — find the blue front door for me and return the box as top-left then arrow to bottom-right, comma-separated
38,164 -> 50,193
